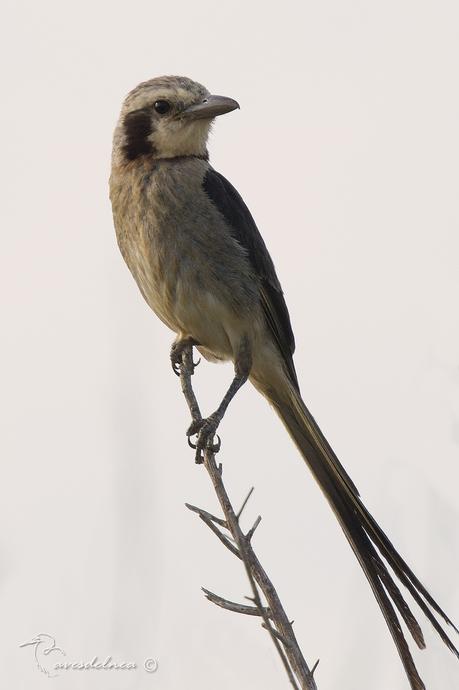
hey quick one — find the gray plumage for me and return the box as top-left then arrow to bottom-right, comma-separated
110,75 -> 458,690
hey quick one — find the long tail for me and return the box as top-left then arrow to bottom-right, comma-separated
257,373 -> 459,690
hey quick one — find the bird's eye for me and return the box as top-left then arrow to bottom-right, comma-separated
154,100 -> 171,115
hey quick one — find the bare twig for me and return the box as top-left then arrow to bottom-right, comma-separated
185,502 -> 227,527
179,344 -> 318,690
246,515 -> 262,541
236,486 -> 254,519
202,587 -> 271,617
262,622 -> 292,647
196,510 -> 241,559
311,659 -> 320,675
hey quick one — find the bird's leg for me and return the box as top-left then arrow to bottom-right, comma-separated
170,337 -> 200,376
187,336 -> 252,462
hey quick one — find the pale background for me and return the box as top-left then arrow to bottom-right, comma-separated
1,1 -> 459,689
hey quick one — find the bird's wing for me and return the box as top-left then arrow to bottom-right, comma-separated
203,168 -> 298,387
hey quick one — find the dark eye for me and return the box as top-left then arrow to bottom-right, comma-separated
154,100 -> 171,115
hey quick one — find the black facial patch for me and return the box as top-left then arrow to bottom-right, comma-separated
122,108 -> 156,161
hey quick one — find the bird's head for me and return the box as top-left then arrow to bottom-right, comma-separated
112,75 -> 239,166
19,633 -> 53,648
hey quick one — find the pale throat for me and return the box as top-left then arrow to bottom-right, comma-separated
151,121 -> 210,159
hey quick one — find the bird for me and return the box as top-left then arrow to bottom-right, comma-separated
19,633 -> 66,676
110,75 -> 458,689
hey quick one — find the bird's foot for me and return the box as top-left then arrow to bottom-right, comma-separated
187,414 -> 222,463
170,339 -> 200,377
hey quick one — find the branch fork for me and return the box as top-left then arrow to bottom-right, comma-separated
178,344 -> 318,690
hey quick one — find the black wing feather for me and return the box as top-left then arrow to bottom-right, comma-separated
203,168 -> 298,387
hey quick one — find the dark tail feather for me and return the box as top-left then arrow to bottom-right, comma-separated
268,383 -> 458,690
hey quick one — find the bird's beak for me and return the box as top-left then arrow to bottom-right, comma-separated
19,639 -> 37,647
182,94 -> 240,121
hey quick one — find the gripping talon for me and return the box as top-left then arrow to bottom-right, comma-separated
187,419 -> 203,437
170,339 -> 199,377
170,347 -> 182,376
185,415 -> 222,460
209,434 -> 221,453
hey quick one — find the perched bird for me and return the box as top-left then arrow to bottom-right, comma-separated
110,75 -> 458,689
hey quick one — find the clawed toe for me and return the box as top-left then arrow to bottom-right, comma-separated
170,343 -> 184,376
170,341 -> 200,377
212,434 -> 221,453
186,415 -> 222,463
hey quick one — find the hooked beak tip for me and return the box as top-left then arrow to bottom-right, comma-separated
182,94 -> 240,121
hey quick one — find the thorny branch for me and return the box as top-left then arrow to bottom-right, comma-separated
179,344 -> 318,690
